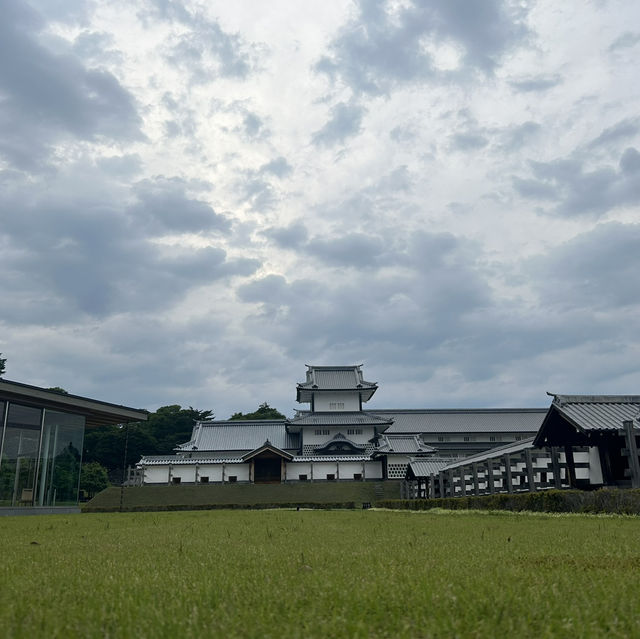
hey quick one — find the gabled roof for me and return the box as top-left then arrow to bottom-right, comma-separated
297,365 -> 377,402
549,394 -> 640,431
175,420 -> 298,453
314,432 -> 366,454
375,434 -> 436,455
534,394 -> 640,446
241,440 -> 294,462
370,409 -> 546,434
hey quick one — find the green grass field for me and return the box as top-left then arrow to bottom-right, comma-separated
1,509 -> 639,638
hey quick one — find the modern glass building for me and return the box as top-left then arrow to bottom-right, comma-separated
0,379 -> 147,510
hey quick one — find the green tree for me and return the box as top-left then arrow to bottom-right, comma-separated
229,402 -> 286,420
82,405 -> 214,481
47,387 -> 69,394
0,353 -> 5,377
80,461 -> 109,499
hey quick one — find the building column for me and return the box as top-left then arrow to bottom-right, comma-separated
486,458 -> 495,494
524,449 -> 536,492
550,446 -> 562,488
472,462 -> 480,495
459,466 -> 467,496
623,420 -> 640,488
564,445 -> 577,488
504,454 -> 513,493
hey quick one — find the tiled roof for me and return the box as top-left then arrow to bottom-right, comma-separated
550,394 -> 640,432
291,455 -> 372,463
291,411 -> 392,426
139,455 -> 244,466
370,409 -> 546,434
175,420 -> 299,452
297,365 -> 377,391
375,434 -> 435,454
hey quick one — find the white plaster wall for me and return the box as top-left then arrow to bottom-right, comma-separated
143,466 -> 170,484
197,465 -> 223,482
286,462 -> 311,480
588,447 -> 604,484
226,464 -> 250,482
313,392 -> 360,412
171,467 -> 197,483
301,426 -> 375,446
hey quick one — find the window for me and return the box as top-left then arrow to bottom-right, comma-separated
314,429 -> 322,435
463,436 -> 471,442
438,436 -> 445,442
298,474 -> 308,481
353,473 -> 362,480
171,477 -> 181,485
329,402 -> 344,410
515,436 -> 522,441
347,428 -> 362,435
228,475 -> 237,483
326,473 -> 336,481
200,476 -> 209,484
489,436 -> 496,442
322,429 -> 329,435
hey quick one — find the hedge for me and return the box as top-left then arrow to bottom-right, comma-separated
376,488 -> 640,515
83,501 -> 359,513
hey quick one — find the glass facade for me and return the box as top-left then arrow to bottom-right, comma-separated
0,402 -> 85,507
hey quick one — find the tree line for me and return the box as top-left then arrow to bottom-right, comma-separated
82,402 -> 286,490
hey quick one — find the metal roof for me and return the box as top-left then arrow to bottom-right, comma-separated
550,394 -> 640,432
407,458 -> 452,478
376,434 -> 435,454
0,378 -> 148,428
291,411 -> 392,426
440,438 -> 536,470
175,420 -> 299,452
370,409 -> 546,434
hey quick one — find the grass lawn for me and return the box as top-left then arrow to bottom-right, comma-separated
1,509 -> 639,638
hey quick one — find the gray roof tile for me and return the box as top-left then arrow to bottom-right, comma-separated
370,409 -> 546,434
291,411 -> 392,426
176,420 -> 299,452
551,394 -> 640,431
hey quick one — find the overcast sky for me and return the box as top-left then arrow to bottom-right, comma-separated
1,0 -> 639,418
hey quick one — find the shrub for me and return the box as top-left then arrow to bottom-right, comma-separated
376,489 -> 640,515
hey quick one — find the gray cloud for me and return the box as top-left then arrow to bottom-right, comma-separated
154,3 -> 262,83
508,74 -> 562,92
513,148 -> 640,217
130,177 -> 232,234
312,102 -> 366,147
608,31 -> 640,52
262,222 -> 309,249
530,222 -> 640,310
259,156 -> 292,178
316,0 -> 530,95
588,117 -> 640,149
0,3 -> 143,169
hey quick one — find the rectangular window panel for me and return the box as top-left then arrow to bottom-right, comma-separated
0,403 -> 42,507
37,410 -> 85,507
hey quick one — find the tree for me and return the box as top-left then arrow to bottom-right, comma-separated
82,405 -> 214,481
229,402 -> 286,420
0,353 -> 5,377
80,461 -> 109,499
47,387 -> 69,394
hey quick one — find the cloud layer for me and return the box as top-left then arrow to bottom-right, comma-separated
1,0 -> 639,417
